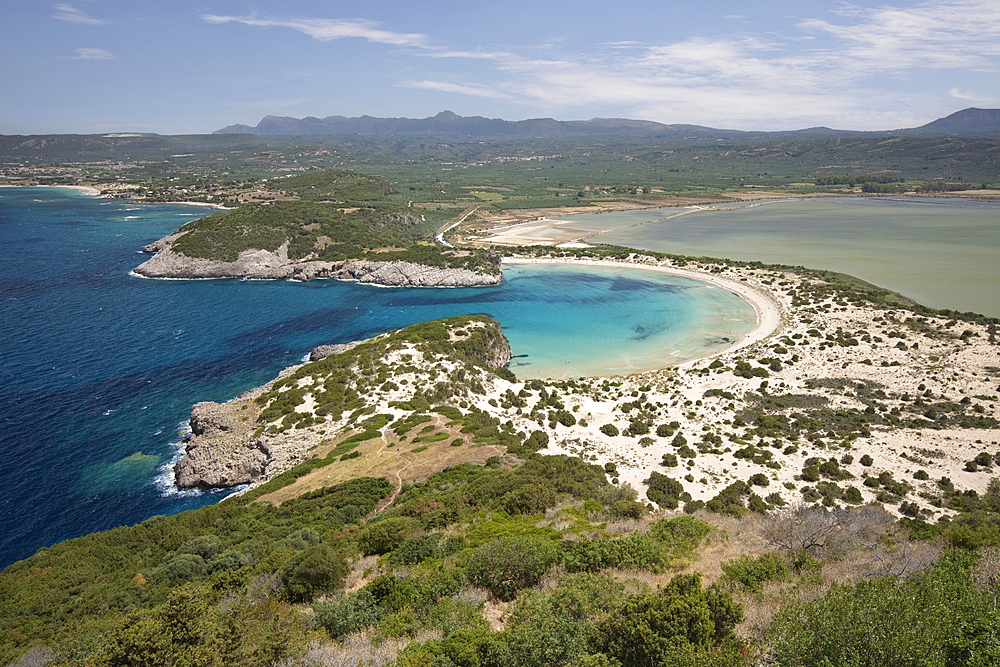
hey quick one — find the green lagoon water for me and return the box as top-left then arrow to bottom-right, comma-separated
583,197 -> 1000,318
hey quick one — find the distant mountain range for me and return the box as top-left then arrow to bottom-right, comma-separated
214,108 -> 1000,140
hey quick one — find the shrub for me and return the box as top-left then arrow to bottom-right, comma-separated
364,574 -> 416,613
721,553 -> 791,592
465,536 -> 558,601
843,486 -> 864,503
768,553 -> 989,667
280,544 -> 348,602
600,423 -> 620,437
499,480 -> 557,515
646,472 -> 685,509
590,573 -> 745,667
647,516 -> 713,558
706,482 -> 751,517
388,533 -> 442,566
357,517 -> 420,556
627,420 -> 650,437
610,500 -> 646,520
503,572 -> 626,667
313,590 -> 384,639
661,452 -> 679,467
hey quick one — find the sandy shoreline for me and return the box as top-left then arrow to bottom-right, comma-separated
0,184 -> 101,196
0,184 -> 227,209
496,257 -> 999,516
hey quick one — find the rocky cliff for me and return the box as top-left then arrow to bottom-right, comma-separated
174,401 -> 270,489
134,241 -> 502,287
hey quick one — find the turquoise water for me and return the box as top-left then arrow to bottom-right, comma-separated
0,187 -> 754,566
502,263 -> 755,378
584,197 -> 1000,317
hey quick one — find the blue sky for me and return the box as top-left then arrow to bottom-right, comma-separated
2,0 -> 998,134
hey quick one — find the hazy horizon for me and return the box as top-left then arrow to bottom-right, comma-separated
2,1 -> 998,135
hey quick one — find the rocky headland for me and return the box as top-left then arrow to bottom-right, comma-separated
134,240 -> 501,287
173,315 -> 514,490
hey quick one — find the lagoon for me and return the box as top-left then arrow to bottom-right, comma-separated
582,197 -> 1000,318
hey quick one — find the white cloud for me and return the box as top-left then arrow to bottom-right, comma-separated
799,0 -> 1000,73
201,14 -> 428,48
68,47 -> 114,60
52,4 -> 107,26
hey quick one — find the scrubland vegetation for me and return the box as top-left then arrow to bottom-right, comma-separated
3,127 -> 1000,667
3,300 -> 1000,666
4,454 -> 1000,666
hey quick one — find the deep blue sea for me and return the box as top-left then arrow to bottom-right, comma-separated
0,187 -> 753,567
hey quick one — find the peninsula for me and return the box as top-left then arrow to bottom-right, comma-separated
133,171 -> 502,287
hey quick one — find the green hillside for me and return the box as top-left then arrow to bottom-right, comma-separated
268,169 -> 393,201
168,199 -> 498,275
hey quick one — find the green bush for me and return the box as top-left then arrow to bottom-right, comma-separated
706,482 -> 751,517
627,420 -> 650,437
364,574 -> 416,613
74,587 -> 313,667
646,472 -> 685,509
610,500 -> 646,520
589,573 -> 745,667
357,517 -> 420,556
313,590 -> 384,639
280,543 -> 348,602
388,533 -> 442,566
600,423 -> 620,437
768,553 -> 988,667
720,553 -> 791,592
465,536 -> 558,601
503,572 -> 626,667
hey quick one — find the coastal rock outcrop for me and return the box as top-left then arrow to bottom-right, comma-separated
134,240 -> 502,287
309,340 -> 363,361
174,401 -> 271,489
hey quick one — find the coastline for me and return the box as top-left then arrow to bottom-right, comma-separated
168,250 -> 998,525
0,184 -> 228,209
502,256 -> 782,366
0,183 -> 101,196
